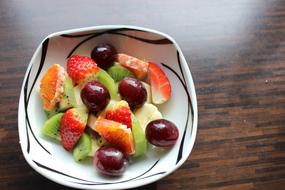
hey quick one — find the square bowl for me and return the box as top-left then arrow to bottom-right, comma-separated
18,25 -> 198,190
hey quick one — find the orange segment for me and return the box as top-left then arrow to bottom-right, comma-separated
95,117 -> 134,155
115,53 -> 149,80
40,64 -> 66,111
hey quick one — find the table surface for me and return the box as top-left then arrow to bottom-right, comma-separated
1,0 -> 285,189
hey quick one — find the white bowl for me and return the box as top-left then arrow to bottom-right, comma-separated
18,25 -> 198,189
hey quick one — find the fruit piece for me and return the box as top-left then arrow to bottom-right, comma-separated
60,108 -> 88,151
115,53 -> 149,80
91,43 -> 117,70
107,64 -> 135,82
44,107 -> 60,119
94,146 -> 128,176
131,113 -> 147,157
141,82 -> 151,103
96,69 -> 120,100
87,114 -> 97,129
59,96 -> 72,111
88,138 -> 100,157
83,69 -> 120,100
96,136 -> 107,147
146,119 -> 179,147
42,113 -> 64,140
98,100 -> 117,116
59,76 -> 77,111
148,62 -> 171,104
73,133 -> 92,161
40,64 -> 66,111
73,85 -> 86,108
134,103 -> 163,130
105,100 -> 132,129
67,55 -> 99,84
118,77 -> 147,109
86,127 -> 108,147
94,117 -> 134,155
81,81 -> 110,114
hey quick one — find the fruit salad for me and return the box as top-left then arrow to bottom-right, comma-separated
40,43 -> 179,176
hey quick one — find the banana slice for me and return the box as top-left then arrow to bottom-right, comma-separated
87,113 -> 97,129
74,85 -> 86,108
134,103 -> 163,130
142,82 -> 152,103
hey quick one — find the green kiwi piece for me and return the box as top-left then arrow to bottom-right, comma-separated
96,69 -> 120,100
59,76 -> 77,111
73,107 -> 88,122
44,107 -> 60,119
131,113 -> 147,157
96,136 -> 107,147
88,138 -> 100,157
107,64 -> 135,82
84,69 -> 120,100
86,127 -> 108,147
73,133 -> 92,161
42,113 -> 64,140
59,96 -> 70,111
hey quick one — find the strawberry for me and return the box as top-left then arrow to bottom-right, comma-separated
60,107 -> 88,151
148,62 -> 171,104
115,53 -> 149,80
105,100 -> 132,129
67,55 -> 99,84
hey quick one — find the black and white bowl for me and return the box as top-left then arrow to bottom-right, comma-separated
18,25 -> 198,189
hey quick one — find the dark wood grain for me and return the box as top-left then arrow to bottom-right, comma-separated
1,0 -> 285,189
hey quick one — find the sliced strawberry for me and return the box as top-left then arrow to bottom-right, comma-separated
94,117 -> 134,155
67,55 -> 99,84
60,108 -> 88,151
115,53 -> 148,80
148,62 -> 171,104
105,100 -> 132,129
40,64 -> 66,111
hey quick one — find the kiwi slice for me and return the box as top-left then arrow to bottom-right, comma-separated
59,96 -> 70,111
42,113 -> 64,140
88,138 -> 100,157
107,64 -> 135,82
96,69 -> 120,100
73,133 -> 92,161
96,136 -> 107,147
59,76 -> 77,111
84,69 -> 120,100
44,107 -> 60,119
86,126 -> 108,147
131,113 -> 147,157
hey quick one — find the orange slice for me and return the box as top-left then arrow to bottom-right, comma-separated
94,117 -> 134,155
115,53 -> 149,80
40,64 -> 66,111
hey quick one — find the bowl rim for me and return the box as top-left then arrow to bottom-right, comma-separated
18,25 -> 198,189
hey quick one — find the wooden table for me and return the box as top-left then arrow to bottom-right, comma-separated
1,0 -> 285,189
